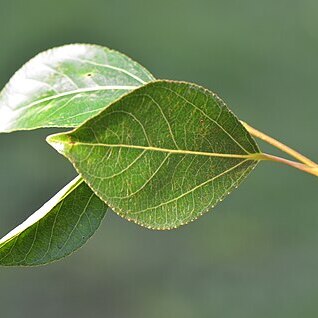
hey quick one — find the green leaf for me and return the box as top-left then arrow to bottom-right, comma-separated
0,176 -> 108,266
0,44 -> 155,263
0,44 -> 155,133
47,80 -> 261,230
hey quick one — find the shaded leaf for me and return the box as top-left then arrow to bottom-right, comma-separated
0,176 -> 108,266
0,44 -> 154,132
47,80 -> 260,230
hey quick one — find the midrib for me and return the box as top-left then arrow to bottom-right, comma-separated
70,141 -> 261,160
13,85 -> 139,112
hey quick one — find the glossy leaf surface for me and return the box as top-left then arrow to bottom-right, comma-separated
48,81 -> 260,230
0,44 -> 154,132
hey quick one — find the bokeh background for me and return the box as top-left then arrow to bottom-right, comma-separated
0,0 -> 318,317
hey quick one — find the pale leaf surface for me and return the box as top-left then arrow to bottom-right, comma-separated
0,44 -> 154,132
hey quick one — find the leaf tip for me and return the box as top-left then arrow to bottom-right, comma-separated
46,133 -> 71,155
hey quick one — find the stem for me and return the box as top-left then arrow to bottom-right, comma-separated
241,121 -> 318,168
257,153 -> 318,177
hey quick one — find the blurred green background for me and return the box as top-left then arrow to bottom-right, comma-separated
0,0 -> 318,317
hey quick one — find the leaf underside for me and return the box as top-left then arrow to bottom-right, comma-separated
0,177 -> 108,266
48,80 -> 260,230
0,43 -> 154,132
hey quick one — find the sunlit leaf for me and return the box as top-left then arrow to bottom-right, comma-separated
48,80 -> 260,230
0,44 -> 154,132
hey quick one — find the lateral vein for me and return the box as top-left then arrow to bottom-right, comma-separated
129,159 -> 249,214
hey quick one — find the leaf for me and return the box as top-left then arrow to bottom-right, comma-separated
0,176 -> 108,266
0,44 -> 155,133
0,44 -> 155,264
47,80 -> 261,230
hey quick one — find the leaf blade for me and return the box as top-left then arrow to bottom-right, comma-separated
0,43 -> 155,132
0,177 -> 108,266
48,80 -> 260,230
